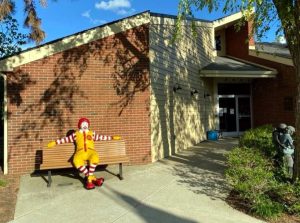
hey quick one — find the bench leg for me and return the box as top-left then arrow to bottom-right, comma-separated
47,170 -> 52,187
119,163 -> 124,180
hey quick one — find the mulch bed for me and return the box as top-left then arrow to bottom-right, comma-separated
0,173 -> 20,223
226,190 -> 300,223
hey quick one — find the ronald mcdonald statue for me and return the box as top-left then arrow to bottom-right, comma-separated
47,117 -> 121,190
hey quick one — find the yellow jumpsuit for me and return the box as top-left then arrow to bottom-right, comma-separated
73,130 -> 99,168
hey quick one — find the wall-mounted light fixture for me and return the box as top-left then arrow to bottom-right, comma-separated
191,88 -> 199,96
204,93 -> 211,98
173,83 -> 182,92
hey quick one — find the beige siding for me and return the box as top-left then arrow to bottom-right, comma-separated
149,15 -> 215,161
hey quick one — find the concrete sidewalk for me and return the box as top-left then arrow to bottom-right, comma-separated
10,138 -> 265,223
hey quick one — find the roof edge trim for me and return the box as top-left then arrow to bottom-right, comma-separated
199,71 -> 276,78
249,49 -> 294,66
150,12 -> 211,23
213,8 -> 255,29
213,11 -> 243,28
0,11 -> 151,71
200,70 -> 276,75
227,55 -> 278,74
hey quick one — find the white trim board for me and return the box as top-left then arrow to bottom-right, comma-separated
249,49 -> 293,66
0,73 -> 7,174
0,12 -> 151,72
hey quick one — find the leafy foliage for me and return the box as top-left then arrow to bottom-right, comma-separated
251,195 -> 283,219
226,125 -> 300,219
0,0 -> 46,44
226,146 -> 275,195
0,15 -> 27,58
177,0 -> 282,42
239,124 -> 276,157
176,1 -> 300,84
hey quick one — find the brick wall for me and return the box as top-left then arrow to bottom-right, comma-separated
225,23 -> 296,127
5,24 -> 151,174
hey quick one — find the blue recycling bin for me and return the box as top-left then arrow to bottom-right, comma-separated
207,130 -> 218,141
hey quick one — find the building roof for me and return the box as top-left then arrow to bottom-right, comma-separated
255,42 -> 291,59
249,42 -> 293,66
0,10 -> 214,72
149,12 -> 211,23
200,56 -> 277,78
0,11 -> 151,72
2,9 -> 281,74
213,11 -> 244,30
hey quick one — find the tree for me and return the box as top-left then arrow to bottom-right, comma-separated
0,15 -> 27,124
0,15 -> 27,58
0,0 -> 46,44
177,0 -> 300,179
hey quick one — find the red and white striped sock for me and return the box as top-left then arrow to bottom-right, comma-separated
78,166 -> 89,177
89,164 -> 97,177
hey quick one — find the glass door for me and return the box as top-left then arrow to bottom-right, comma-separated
218,95 -> 251,136
219,96 -> 237,132
237,96 -> 251,132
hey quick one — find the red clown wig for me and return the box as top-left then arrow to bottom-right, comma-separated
78,117 -> 90,129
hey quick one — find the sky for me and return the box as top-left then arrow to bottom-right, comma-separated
13,0 -> 280,49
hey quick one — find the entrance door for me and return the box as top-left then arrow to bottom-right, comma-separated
237,96 -> 251,131
218,95 -> 252,136
218,83 -> 251,136
219,97 -> 237,132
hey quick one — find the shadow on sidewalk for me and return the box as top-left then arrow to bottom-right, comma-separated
162,138 -> 238,201
103,184 -> 199,223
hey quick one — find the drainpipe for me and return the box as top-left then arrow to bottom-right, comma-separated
1,73 -> 8,174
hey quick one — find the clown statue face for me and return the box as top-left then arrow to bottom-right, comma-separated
78,117 -> 90,132
80,121 -> 89,132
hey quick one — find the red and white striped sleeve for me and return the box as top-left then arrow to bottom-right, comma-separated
93,132 -> 112,141
56,132 -> 76,145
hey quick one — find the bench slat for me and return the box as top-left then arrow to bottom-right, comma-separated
37,140 -> 129,170
41,160 -> 129,169
40,156 -> 129,168
37,140 -> 128,187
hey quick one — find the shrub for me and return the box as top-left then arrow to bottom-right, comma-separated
251,195 -> 283,219
226,146 -> 275,197
290,202 -> 300,216
239,124 -> 276,157
281,180 -> 300,215
225,125 -> 293,219
226,146 -> 284,218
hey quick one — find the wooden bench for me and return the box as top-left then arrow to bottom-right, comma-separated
36,140 -> 129,187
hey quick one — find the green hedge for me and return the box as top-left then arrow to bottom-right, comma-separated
239,124 -> 276,157
226,125 -> 300,219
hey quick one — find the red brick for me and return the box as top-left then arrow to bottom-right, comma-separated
225,23 -> 296,127
5,24 -> 151,175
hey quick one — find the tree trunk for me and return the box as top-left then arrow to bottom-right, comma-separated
293,59 -> 300,180
293,0 -> 300,180
276,0 -> 300,180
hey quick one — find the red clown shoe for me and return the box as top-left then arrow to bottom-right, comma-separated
85,181 -> 95,190
92,177 -> 104,187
